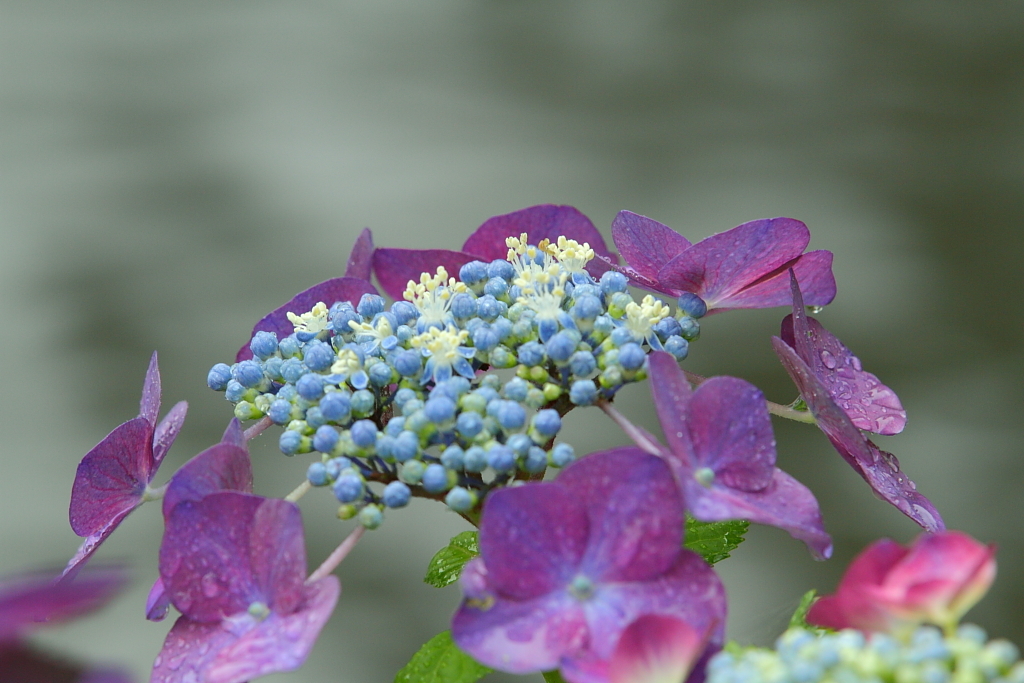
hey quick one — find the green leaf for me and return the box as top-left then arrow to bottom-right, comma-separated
684,517 -> 749,564
542,671 -> 569,683
393,630 -> 492,683
788,589 -> 818,630
424,531 -> 480,588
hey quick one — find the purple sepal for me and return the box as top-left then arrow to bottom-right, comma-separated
152,401 -> 188,465
611,211 -> 691,283
0,565 -> 129,641
0,644 -> 133,683
645,352 -> 831,558
464,205 -> 615,264
712,249 -> 835,312
235,276 -> 379,362
146,578 -> 170,622
344,228 -> 375,281
372,248 -> 476,302
139,351 -> 162,426
161,441 -> 253,519
220,418 -> 246,448
151,576 -> 339,683
62,519 -> 128,582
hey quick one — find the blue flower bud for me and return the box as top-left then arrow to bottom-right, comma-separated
506,433 -> 533,457
531,409 -> 561,437
382,481 -> 411,508
441,445 -> 465,470
665,336 -> 689,360
677,316 -> 700,341
464,446 -> 487,472
267,399 -> 293,425
367,361 -> 394,387
278,335 -> 301,358
306,406 -> 327,429
249,331 -> 279,360
459,260 -> 489,285
545,331 -> 577,363
424,396 -> 457,424
524,388 -> 546,410
400,459 -> 425,484
280,358 -> 305,383
277,384 -> 298,401
385,415 -> 406,437
610,327 -> 636,347
263,356 -> 284,381
232,360 -> 265,389
569,379 -> 598,406
376,434 -> 396,460
350,420 -> 378,448
296,373 -> 325,400
501,378 -> 530,402
593,314 -> 614,336
325,457 -> 352,480
302,341 -> 334,372
445,487 -> 477,513
652,316 -> 683,341
677,292 -> 708,318
550,443 -> 575,467
350,389 -> 375,416
393,350 -> 422,377
570,295 -> 603,322
444,376 -> 472,396
600,270 -> 628,294
450,292 -> 478,320
358,504 -> 384,529
568,350 -> 597,378
474,386 -> 500,404
279,430 -> 303,455
472,325 -> 500,352
313,425 -> 340,453
518,341 -> 546,367
393,430 -> 420,462
476,295 -> 505,321
332,472 -> 364,503
307,462 -> 329,486
456,411 -> 484,438
225,380 -> 247,403
483,277 -> 509,300
536,317 -> 560,343
421,463 -> 450,493
618,342 -> 646,371
486,259 -> 515,281
357,293 -> 386,319
207,363 -> 232,391
487,444 -> 516,472
495,401 -> 527,431
524,446 -> 548,473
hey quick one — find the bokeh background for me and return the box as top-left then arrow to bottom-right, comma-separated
2,2 -> 1023,681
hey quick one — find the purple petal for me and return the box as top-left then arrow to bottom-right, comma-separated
372,248 -> 476,301
685,469 -> 833,560
773,337 -> 943,532
710,250 -> 836,311
0,644 -> 133,683
162,443 -> 253,519
220,418 -> 245,448
611,211 -> 691,283
452,589 -> 588,674
607,615 -> 706,683
555,448 -> 684,584
659,218 -> 810,309
69,417 -> 152,537
151,576 -> 339,683
647,352 -> 695,465
146,577 -> 171,622
478,483 -> 589,600
0,565 -> 129,640
235,277 -> 379,362
561,551 -> 726,683
686,377 -> 775,492
344,228 -> 375,281
781,314 -> 906,436
160,493 -> 306,622
152,400 -> 188,465
463,205 -> 615,265
61,516 -> 130,580
139,351 -> 161,426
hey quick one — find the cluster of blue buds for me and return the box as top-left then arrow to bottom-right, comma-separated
708,625 -> 1023,683
207,234 -> 702,526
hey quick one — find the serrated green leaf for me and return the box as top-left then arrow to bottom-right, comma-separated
424,530 -> 480,588
788,589 -> 818,630
393,630 -> 492,683
684,517 -> 749,564
542,670 -> 569,683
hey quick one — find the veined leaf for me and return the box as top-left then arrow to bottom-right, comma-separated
684,517 -> 749,564
788,589 -> 818,630
424,530 -> 479,588
394,630 -> 492,683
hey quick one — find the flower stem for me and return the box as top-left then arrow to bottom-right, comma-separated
597,399 -> 663,456
307,525 -> 366,584
284,480 -> 312,503
244,416 -> 273,442
142,482 -> 168,502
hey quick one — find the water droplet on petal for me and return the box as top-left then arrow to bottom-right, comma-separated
820,350 -> 837,369
153,656 -> 163,668
201,573 -> 220,598
168,654 -> 186,671
198,642 -> 210,656
851,356 -> 862,371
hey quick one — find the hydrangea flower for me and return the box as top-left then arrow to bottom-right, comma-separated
153,491 -> 339,683
451,448 -> 726,683
608,211 -> 836,313
607,614 -> 711,683
771,274 -> 943,532
65,352 -> 188,578
637,351 -> 832,559
808,531 -> 996,635
372,205 -> 617,300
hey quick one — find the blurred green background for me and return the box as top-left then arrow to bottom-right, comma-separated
2,2 -> 1023,681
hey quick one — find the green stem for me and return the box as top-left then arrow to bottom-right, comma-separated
284,480 -> 312,503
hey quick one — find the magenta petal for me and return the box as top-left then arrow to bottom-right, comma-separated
152,400 -> 188,465
372,248 -> 476,301
235,277 -> 378,362
611,211 -> 691,283
807,539 -> 907,631
686,377 -> 776,492
0,565 -> 129,640
220,418 -> 245,448
478,484 -> 589,600
773,337 -> 943,532
712,250 -> 836,311
647,352 -> 696,465
659,217 -> 810,309
139,351 -> 161,426
463,205 -> 614,264
61,516 -> 130,581
344,228 -> 375,281
685,469 -> 833,560
452,590 -> 588,674
608,614 -> 705,683
146,577 -> 171,622
69,417 -> 152,537
555,448 -> 683,583
162,443 -> 253,519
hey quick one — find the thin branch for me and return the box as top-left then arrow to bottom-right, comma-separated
244,416 -> 273,442
284,480 -> 312,503
596,399 -> 663,456
307,525 -> 366,584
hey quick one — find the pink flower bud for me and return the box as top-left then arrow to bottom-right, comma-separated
808,531 -> 996,635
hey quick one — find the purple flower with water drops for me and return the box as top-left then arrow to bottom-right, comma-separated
638,351 -> 832,560
771,273 -> 943,532
372,205 -> 617,300
153,491 -> 338,683
608,211 -> 836,313
451,448 -> 725,683
65,353 -> 188,579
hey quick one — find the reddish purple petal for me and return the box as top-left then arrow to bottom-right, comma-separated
773,337 -> 943,532
372,248 -> 476,301
344,228 -> 375,281
160,493 -> 306,622
781,312 -> 906,436
139,351 -> 161,427
611,211 -> 691,283
152,401 -> 187,465
62,516 -> 131,580
235,277 -> 378,362
69,417 -> 152,537
452,590 -> 588,675
684,469 -> 832,560
711,250 -> 836,311
146,577 -> 171,622
161,443 -> 253,519
478,483 -> 589,601
659,218 -> 810,309
220,418 -> 245,448
647,352 -> 696,465
808,539 -> 907,631
555,448 -> 684,583
686,377 -> 775,492
0,565 -> 128,641
607,614 -> 706,683
463,205 -> 614,264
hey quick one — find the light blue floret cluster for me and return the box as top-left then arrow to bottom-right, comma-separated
207,234 -> 703,526
708,625 -> 1023,683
